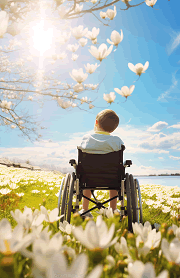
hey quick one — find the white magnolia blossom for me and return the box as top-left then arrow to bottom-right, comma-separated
86,27 -> 100,40
11,125 -> 16,129
91,0 -> 98,3
103,92 -> 116,104
100,11 -> 107,19
46,253 -> 103,278
73,215 -> 118,250
28,96 -> 33,101
57,97 -> 73,109
84,63 -> 99,74
67,44 -> 79,52
79,38 -> 88,47
106,6 -> 117,20
161,237 -> 180,264
0,219 -> 34,256
89,43 -> 113,62
75,4 -> 83,13
70,68 -> 88,83
7,21 -> 24,36
128,61 -> 149,76
58,6 -> 69,19
128,261 -> 168,278
92,38 -> 97,44
71,25 -> 88,40
84,84 -> 98,90
0,0 -> 8,10
73,83 -> 84,93
72,54 -> 79,61
58,52 -> 67,59
145,0 -> 158,7
89,103 -> 94,109
0,100 -> 12,109
114,85 -> 135,99
0,11 -> 9,38
107,30 -> 123,46
81,96 -> 89,104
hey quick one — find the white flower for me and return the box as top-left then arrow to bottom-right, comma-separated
73,83 -> 84,93
57,98 -> 72,109
40,206 -> 63,223
132,221 -> 152,242
0,100 -> 12,109
0,188 -> 11,195
106,6 -> 117,20
161,237 -> 180,264
168,224 -> 180,240
91,0 -> 98,3
114,237 -> 131,257
28,96 -> 33,101
89,43 -> 113,62
103,92 -> 116,104
0,11 -> 9,38
89,103 -> 94,109
72,54 -> 79,61
100,11 -> 107,19
114,85 -> 135,99
128,61 -> 149,76
10,206 -> 45,231
0,219 -> 34,256
92,38 -> 97,44
67,44 -> 79,52
11,124 -> 16,129
71,25 -> 88,40
81,96 -> 89,104
106,255 -> 115,269
84,63 -> 99,74
16,193 -> 24,197
59,220 -> 75,234
58,52 -> 67,59
32,190 -> 40,193
136,230 -> 161,257
73,215 -> 118,250
86,27 -> 100,40
145,0 -> 157,7
7,21 -> 23,36
107,30 -> 123,46
0,0 -> 8,10
9,183 -> 19,189
46,253 -> 103,278
79,38 -> 88,47
58,6 -> 69,19
75,4 -> 83,12
127,261 -> 168,278
70,68 -> 88,83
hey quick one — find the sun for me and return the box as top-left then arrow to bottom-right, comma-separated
31,20 -> 54,56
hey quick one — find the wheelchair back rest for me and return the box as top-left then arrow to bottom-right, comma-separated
77,145 -> 125,176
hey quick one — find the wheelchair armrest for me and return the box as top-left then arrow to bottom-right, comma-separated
123,160 -> 132,167
69,159 -> 77,169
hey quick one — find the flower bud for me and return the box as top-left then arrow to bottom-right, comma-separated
167,229 -> 174,241
122,229 -> 128,238
161,223 -> 168,230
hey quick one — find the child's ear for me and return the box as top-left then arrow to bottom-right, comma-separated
95,119 -> 98,125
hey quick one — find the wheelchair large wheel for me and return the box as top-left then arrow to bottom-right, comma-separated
129,174 -> 138,223
60,173 -> 71,223
134,179 -> 143,224
57,177 -> 65,228
125,173 -> 133,232
67,173 -> 76,223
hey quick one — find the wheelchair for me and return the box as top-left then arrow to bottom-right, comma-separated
57,145 -> 143,232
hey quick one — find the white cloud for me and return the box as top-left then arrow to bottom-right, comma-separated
169,155 -> 180,160
147,121 -> 168,132
168,122 -> 180,129
168,31 -> 180,55
158,72 -> 178,101
158,157 -> 164,160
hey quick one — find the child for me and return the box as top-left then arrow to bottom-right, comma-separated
77,109 -> 124,218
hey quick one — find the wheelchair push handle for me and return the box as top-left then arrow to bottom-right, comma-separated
124,160 -> 132,167
69,159 -> 77,169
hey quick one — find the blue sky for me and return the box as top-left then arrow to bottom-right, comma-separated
0,0 -> 180,175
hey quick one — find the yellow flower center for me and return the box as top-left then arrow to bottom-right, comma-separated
3,240 -> 13,256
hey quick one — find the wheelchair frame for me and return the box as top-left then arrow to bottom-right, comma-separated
57,145 -> 143,232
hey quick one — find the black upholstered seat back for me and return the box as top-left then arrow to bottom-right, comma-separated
77,146 -> 125,188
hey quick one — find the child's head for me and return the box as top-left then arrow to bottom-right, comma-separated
94,109 -> 119,133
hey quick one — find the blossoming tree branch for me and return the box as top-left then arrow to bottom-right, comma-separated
0,0 -> 155,141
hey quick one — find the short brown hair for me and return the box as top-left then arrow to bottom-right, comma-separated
96,109 -> 119,133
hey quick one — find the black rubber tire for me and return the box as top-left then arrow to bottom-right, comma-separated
130,174 -> 138,223
60,173 -> 71,223
134,179 -> 143,224
67,174 -> 75,223
125,173 -> 133,232
57,177 -> 65,228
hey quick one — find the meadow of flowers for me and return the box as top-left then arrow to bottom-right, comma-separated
0,164 -> 180,278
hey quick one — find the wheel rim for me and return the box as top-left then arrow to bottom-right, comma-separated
60,173 -> 71,222
130,174 -> 138,223
125,173 -> 132,232
135,179 -> 143,223
57,177 -> 65,228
